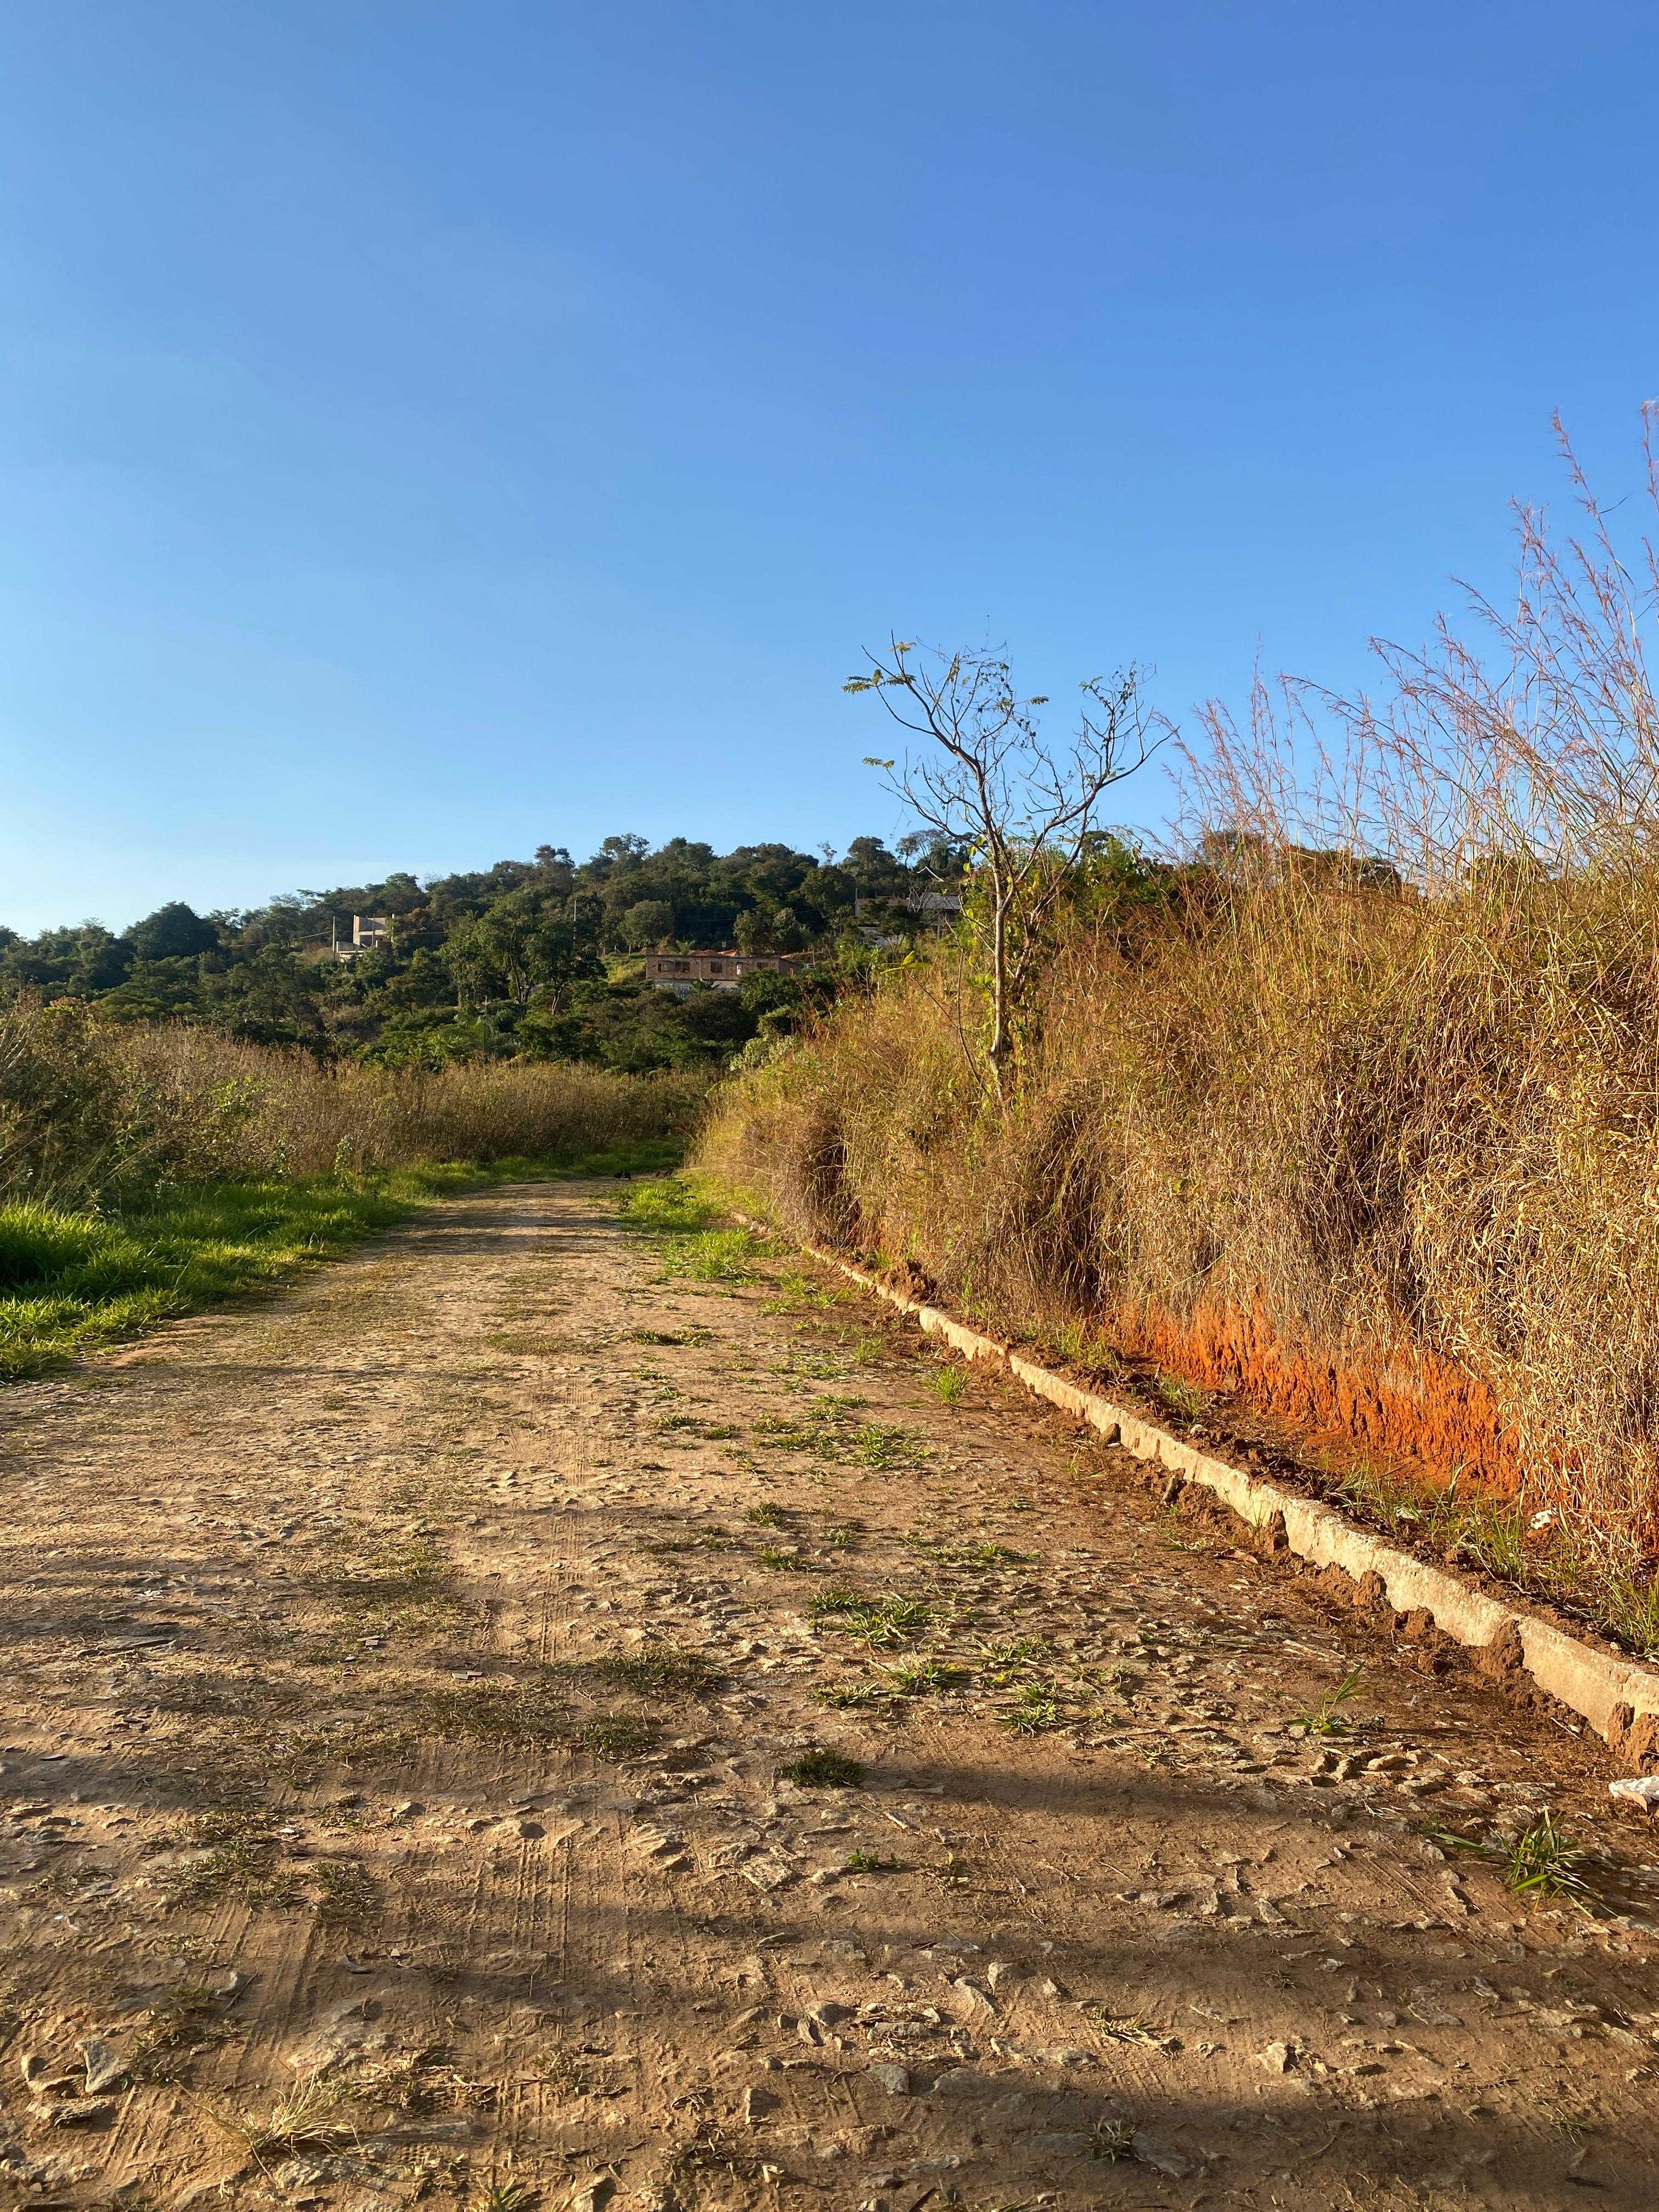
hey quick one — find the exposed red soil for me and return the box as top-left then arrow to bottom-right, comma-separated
1110,1294 -> 1520,1494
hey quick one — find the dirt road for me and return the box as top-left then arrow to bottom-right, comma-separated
1,1181 -> 1657,2211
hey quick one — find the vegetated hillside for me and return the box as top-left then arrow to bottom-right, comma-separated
700,859 -> 1659,1623
704,430 -> 1659,1624
0,832 -> 957,1070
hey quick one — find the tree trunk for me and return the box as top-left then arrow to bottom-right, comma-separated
988,886 -> 1011,1097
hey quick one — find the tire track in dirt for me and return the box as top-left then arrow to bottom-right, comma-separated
0,1181 -> 1656,2208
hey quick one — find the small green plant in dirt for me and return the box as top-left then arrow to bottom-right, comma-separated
581,1713 -> 660,1760
486,1329 -> 579,1358
421,1671 -> 568,1745
975,1634 -> 1052,1685
314,1858 -> 381,1931
1158,1507 -> 1211,1555
919,1537 -> 1028,1568
752,1400 -> 928,1473
998,1684 -> 1070,1735
757,1545 -> 811,1572
618,1177 -> 716,1233
752,1396 -> 861,1447
588,1646 -> 723,1699
1089,2117 -> 1138,2163
746,1502 -> 789,1527
648,1524 -> 741,1555
1503,1813 -> 1598,1910
316,1537 -> 460,1638
816,1679 -> 892,1710
1293,1666 -> 1365,1737
617,1176 -> 760,1282
810,1589 -> 934,1647
849,1421 -> 930,1470
1542,2102 -> 1593,2145
1153,1371 -> 1209,1420
844,1847 -> 905,1872
930,1363 -> 968,1404
478,2185 -> 540,2212
167,1812 -> 305,1912
1430,1811 -> 1600,1913
665,1227 -> 762,1282
129,1983 -> 223,2083
820,1520 -> 861,1548
887,1657 -> 969,1696
780,1746 -> 864,1788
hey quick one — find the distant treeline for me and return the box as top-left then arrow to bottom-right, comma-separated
0,833 -> 959,1071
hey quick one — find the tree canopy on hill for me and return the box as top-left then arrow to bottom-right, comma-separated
0,832 -> 957,1072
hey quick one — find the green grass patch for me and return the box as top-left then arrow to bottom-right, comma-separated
581,1712 -> 661,1761
586,1646 -> 724,1699
0,1179 -> 420,1380
0,1141 -> 684,1383
809,1588 -> 934,1646
780,1746 -> 864,1788
420,1672 -> 569,1745
617,1175 -> 719,1233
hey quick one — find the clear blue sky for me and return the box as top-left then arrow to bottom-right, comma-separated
3,1 -> 1656,932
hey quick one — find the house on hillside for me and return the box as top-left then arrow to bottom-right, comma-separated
642,950 -> 811,998
304,915 -> 392,964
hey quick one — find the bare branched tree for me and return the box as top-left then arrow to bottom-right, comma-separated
846,638 -> 1161,1090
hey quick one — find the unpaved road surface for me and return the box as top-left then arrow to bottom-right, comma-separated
2,1182 -> 1658,2212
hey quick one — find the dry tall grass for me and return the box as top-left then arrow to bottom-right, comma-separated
0,1003 -> 701,1204
703,419 -> 1659,1578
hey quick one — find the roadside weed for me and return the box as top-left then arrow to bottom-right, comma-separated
1090,2117 -> 1137,2163
239,2077 -> 357,2157
1429,1810 -> 1600,1914
478,2185 -> 540,2212
1294,1665 -> 1365,1736
617,1178 -> 716,1234
1153,1372 -> 1209,1419
1503,1813 -> 1597,1910
1084,2006 -> 1164,2046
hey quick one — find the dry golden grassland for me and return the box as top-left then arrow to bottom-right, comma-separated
703,421 -> 1659,1634
0,1003 -> 701,1372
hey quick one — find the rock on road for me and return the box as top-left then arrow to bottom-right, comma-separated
0,1180 -> 1656,2210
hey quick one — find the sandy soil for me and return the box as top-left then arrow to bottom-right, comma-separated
1,1180 -> 1657,2212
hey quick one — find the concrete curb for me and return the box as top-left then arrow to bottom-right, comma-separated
783,1234 -> 1659,1763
